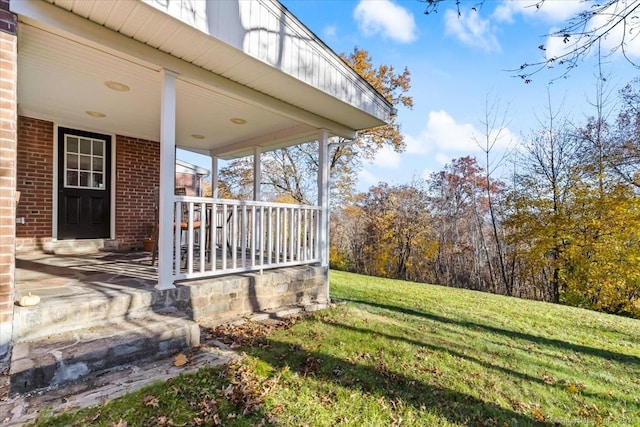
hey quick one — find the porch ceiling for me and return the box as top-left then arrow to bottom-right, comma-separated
13,0 -> 390,160
17,24 -> 317,160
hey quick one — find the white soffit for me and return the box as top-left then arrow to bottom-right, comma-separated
45,0 -> 392,130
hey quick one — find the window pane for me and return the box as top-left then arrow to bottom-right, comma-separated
93,173 -> 103,188
67,137 -> 78,153
93,156 -> 103,172
66,153 -> 78,169
93,140 -> 104,156
66,170 -> 78,187
80,139 -> 92,154
80,155 -> 91,171
80,171 -> 90,187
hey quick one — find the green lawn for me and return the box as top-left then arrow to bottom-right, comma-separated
32,271 -> 640,426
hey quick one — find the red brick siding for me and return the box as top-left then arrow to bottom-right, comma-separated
115,135 -> 159,247
15,117 -> 54,252
0,18 -> 17,397
175,171 -> 200,196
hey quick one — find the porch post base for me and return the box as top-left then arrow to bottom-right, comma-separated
154,281 -> 176,291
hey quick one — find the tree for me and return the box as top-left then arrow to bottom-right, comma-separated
473,96 -> 515,295
420,0 -> 640,82
505,92 -> 579,302
219,48 -> 412,204
427,156 -> 505,293
338,181 -> 435,281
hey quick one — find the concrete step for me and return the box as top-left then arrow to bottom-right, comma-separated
43,239 -> 106,255
12,285 -> 157,342
9,312 -> 200,395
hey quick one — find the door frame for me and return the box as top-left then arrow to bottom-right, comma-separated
52,124 -> 116,241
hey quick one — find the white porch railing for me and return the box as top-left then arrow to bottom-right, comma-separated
171,196 -> 321,281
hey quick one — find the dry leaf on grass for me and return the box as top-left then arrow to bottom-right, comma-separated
141,394 -> 160,408
174,353 -> 188,367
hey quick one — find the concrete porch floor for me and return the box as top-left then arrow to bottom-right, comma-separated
15,251 -> 158,303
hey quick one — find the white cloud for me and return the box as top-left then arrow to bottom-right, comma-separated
407,110 -> 478,154
405,110 -> 518,168
354,0 -> 417,43
494,0 -> 586,24
369,145 -> 401,169
444,9 -> 500,52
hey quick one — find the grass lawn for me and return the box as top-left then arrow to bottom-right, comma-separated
31,271 -> 640,426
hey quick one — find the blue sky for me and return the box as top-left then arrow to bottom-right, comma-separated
181,0 -> 640,192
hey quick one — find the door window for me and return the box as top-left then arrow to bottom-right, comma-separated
64,135 -> 105,189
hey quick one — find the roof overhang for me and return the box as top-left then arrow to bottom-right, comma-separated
11,0 -> 392,160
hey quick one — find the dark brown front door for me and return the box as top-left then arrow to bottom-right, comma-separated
57,127 -> 111,239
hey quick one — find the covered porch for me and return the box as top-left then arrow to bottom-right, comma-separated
2,0 -> 392,396
11,0 -> 390,290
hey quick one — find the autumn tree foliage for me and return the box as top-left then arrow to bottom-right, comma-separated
334,77 -> 640,319
332,181 -> 435,282
219,48 -> 412,204
426,156 -> 508,294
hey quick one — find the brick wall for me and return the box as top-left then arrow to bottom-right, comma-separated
15,117 -> 54,252
0,0 -> 17,398
175,171 -> 200,196
14,125 -> 161,251
115,135 -> 160,247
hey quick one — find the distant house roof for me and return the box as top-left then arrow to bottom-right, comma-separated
176,159 -> 209,177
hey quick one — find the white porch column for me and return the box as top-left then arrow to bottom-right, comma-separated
253,147 -> 262,201
317,130 -> 329,269
210,152 -> 218,198
156,69 -> 178,290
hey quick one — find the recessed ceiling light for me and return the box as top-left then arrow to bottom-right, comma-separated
191,134 -> 205,139
86,110 -> 106,118
230,118 -> 247,125
104,80 -> 130,92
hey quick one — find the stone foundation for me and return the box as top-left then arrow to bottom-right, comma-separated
153,265 -> 329,322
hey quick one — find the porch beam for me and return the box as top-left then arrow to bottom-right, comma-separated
210,124 -> 319,159
156,69 -> 178,290
317,129 -> 330,269
210,153 -> 218,198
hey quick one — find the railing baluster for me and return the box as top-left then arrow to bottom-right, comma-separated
187,202 -> 194,274
250,206 -> 256,268
267,206 -> 273,265
276,207 -> 281,263
174,201 -> 182,275
222,204 -> 228,270
232,205 -> 237,268
290,208 -> 295,261
241,206 -> 247,267
213,204 -> 218,269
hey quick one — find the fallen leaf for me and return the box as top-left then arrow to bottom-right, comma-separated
533,409 -> 545,421
174,353 -> 188,367
567,383 -> 580,394
542,372 -> 556,385
141,394 -> 160,408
